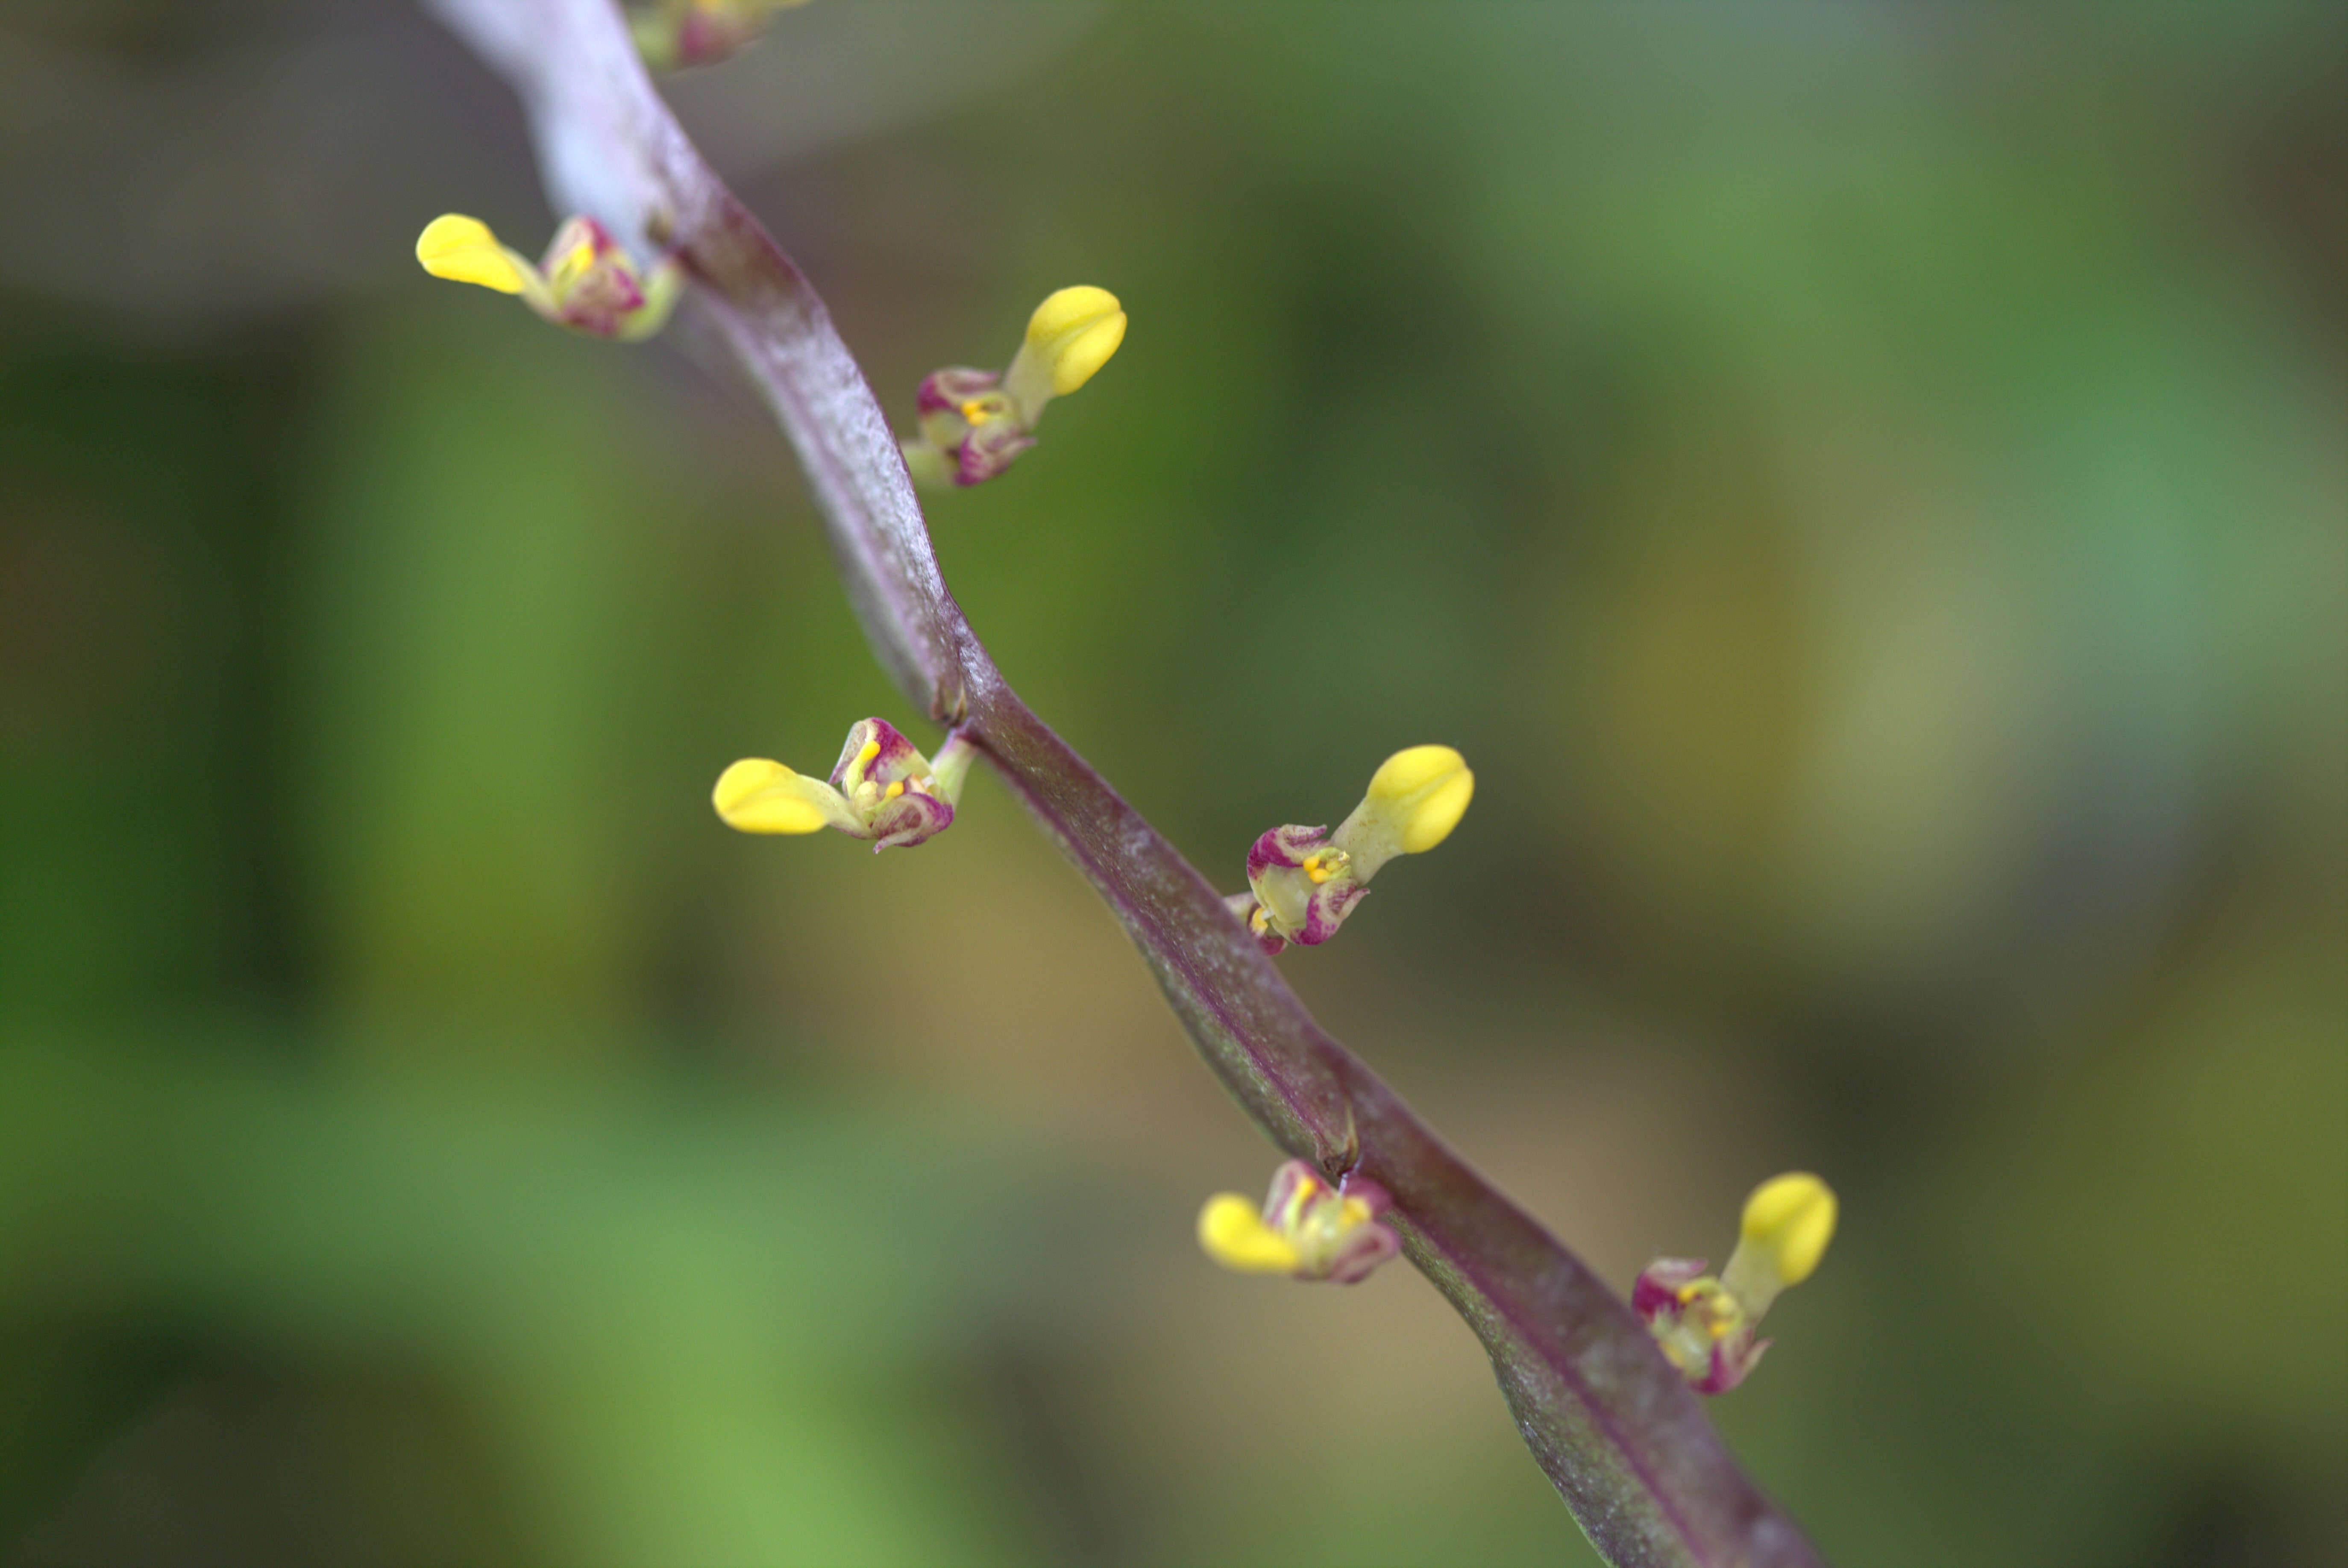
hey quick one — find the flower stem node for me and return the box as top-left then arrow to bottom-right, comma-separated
901,287 -> 1127,488
630,0 -> 810,70
1197,1160 -> 1400,1285
415,214 -> 681,341
1232,745 -> 1473,954
1635,1172 -> 1837,1395
713,718 -> 974,852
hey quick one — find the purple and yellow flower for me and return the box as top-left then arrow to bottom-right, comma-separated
902,287 -> 1127,488
1232,744 -> 1474,954
1197,1159 -> 1400,1285
415,214 -> 680,341
713,718 -> 974,852
1635,1172 -> 1837,1394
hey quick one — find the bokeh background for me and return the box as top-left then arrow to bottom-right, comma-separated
4,1 -> 2344,1563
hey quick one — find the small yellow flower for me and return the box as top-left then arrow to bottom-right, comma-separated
415,213 -> 680,341
1635,1172 -> 1837,1393
714,718 -> 973,852
902,287 -> 1127,487
1197,1160 -> 1399,1284
1233,745 -> 1474,952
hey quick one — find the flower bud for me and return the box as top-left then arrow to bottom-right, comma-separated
1197,1160 -> 1399,1285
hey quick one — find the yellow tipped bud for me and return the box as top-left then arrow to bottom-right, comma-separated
1333,745 -> 1474,871
1024,286 -> 1127,396
712,758 -> 847,835
415,214 -> 528,294
1738,1172 -> 1837,1288
1365,746 -> 1475,854
1198,1194 -> 1302,1274
910,287 -> 1127,486
1247,745 -> 1474,950
1642,1170 -> 1836,1392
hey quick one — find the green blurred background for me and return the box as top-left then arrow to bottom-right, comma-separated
3,2 -> 2344,1562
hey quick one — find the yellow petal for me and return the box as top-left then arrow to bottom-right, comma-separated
1026,285 -> 1121,345
415,214 -> 528,294
1197,1194 -> 1300,1274
1366,744 -> 1466,801
1739,1172 -> 1837,1287
1364,745 -> 1475,854
1025,286 -> 1127,395
1048,313 -> 1126,395
1399,768 -> 1473,853
711,758 -> 846,835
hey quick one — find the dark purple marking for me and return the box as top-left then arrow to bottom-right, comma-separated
917,366 -> 1000,415
1296,880 -> 1366,945
1245,823 -> 1326,880
870,791 -> 953,852
954,418 -> 1034,486
1695,1336 -> 1767,1397
1633,1257 -> 1709,1321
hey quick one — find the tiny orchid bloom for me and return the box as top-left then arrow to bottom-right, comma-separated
1197,1160 -> 1400,1285
1232,745 -> 1474,954
1635,1172 -> 1837,1394
713,718 -> 975,852
901,287 -> 1127,488
415,214 -> 681,341
631,0 -> 810,70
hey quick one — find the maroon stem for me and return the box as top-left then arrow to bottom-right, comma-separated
423,3 -> 1826,1563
